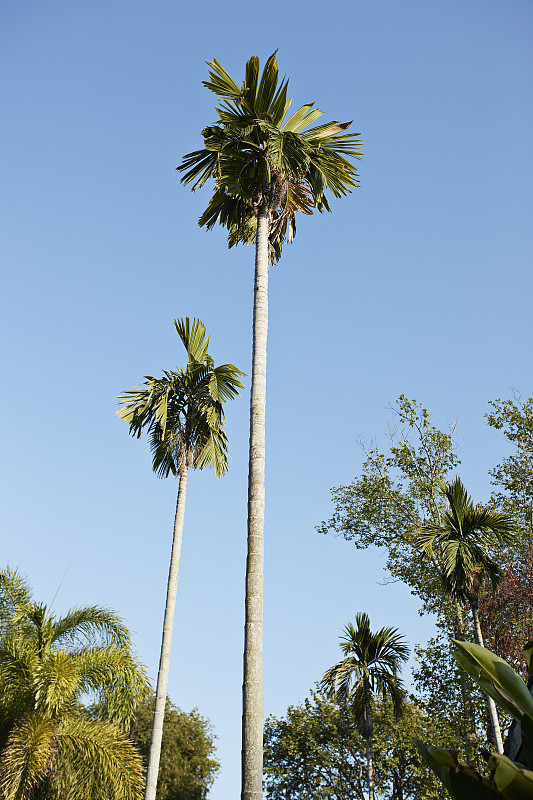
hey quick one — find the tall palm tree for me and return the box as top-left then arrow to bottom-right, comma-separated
0,566 -> 149,800
417,476 -> 517,754
178,52 -> 363,800
320,613 -> 409,800
117,318 -> 244,800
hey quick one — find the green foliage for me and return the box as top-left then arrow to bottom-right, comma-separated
416,641 -> 533,799
317,395 -> 459,606
264,690 -> 365,800
412,620 -> 499,762
0,566 -> 150,800
117,318 -> 244,478
320,613 -> 409,718
317,396 -> 523,756
479,545 -> 533,674
263,690 -> 443,799
128,696 -> 219,800
178,52 -> 363,262
417,477 -> 517,610
487,395 -> 533,538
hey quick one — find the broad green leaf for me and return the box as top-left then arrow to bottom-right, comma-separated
453,641 -> 533,722
414,739 -> 501,799
521,714 -> 533,770
488,752 -> 533,799
523,641 -> 533,674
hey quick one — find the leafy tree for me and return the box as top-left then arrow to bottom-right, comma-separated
117,318 -> 243,800
412,620 -> 494,765
128,696 -> 219,800
0,566 -> 149,800
317,395 -> 459,607
317,396 -> 515,756
481,394 -> 533,675
370,697 -> 443,800
263,690 -> 442,800
178,52 -> 363,800
320,613 -> 409,800
479,545 -> 533,676
264,690 -> 365,800
417,477 -> 517,752
487,394 -> 533,536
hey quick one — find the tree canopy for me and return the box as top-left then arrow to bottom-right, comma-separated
128,695 -> 219,800
264,690 -> 442,800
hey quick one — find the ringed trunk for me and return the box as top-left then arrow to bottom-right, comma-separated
359,704 -> 374,800
471,606 -> 504,754
455,606 -> 476,759
241,198 -> 269,800
366,733 -> 375,800
144,466 -> 189,800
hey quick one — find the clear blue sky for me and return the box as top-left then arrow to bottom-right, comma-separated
1,1 -> 532,797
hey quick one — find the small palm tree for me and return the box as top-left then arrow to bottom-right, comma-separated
0,566 -> 149,800
320,613 -> 409,800
117,318 -> 244,800
417,476 -> 517,753
178,53 -> 363,800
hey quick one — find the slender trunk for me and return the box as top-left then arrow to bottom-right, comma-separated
359,702 -> 375,800
455,606 -> 476,759
366,733 -> 375,800
144,467 -> 189,800
471,606 -> 504,754
241,199 -> 269,800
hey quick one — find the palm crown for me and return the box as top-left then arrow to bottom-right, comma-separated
417,477 -> 517,609
321,612 -> 409,718
178,52 -> 363,261
0,567 -> 149,800
117,318 -> 244,478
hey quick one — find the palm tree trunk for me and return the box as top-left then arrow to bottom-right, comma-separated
455,606 -> 476,759
365,733 -> 375,800
471,606 -> 504,754
145,466 -> 189,800
241,198 -> 269,800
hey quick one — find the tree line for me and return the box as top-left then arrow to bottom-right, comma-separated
264,393 -> 533,799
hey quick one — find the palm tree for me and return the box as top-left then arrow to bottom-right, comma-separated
178,52 -> 363,800
320,613 -> 409,800
417,476 -> 517,754
0,566 -> 149,800
117,317 -> 244,800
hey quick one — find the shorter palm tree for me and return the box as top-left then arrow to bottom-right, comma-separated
320,613 -> 409,800
417,476 -> 517,753
0,566 -> 150,800
117,318 -> 244,800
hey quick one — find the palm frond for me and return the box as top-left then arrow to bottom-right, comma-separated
0,566 -> 33,622
178,52 -> 363,262
321,613 -> 408,718
0,712 -> 56,800
51,605 -> 132,650
203,58 -> 242,101
75,646 -> 150,727
55,714 -> 145,800
174,317 -> 210,365
416,477 -> 517,607
117,318 -> 242,480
